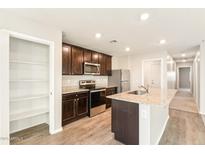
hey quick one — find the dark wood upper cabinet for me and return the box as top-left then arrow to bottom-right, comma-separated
71,46 -> 84,75
98,53 -> 106,75
62,43 -> 112,76
83,49 -> 92,63
62,44 -> 72,75
91,51 -> 99,64
106,55 -> 112,76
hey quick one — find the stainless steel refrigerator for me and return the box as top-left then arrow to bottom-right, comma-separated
108,69 -> 130,93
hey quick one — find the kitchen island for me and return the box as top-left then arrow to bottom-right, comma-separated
107,88 -> 177,145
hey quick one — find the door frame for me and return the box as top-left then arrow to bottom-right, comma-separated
177,66 -> 192,92
142,58 -> 163,89
0,29 -> 55,144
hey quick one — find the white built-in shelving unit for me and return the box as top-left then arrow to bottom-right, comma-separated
9,37 -> 50,133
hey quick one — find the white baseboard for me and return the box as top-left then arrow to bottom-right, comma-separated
0,138 -> 9,145
155,116 -> 169,145
199,113 -> 205,127
50,127 -> 63,135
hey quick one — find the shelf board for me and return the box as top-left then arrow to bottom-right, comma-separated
10,60 -> 48,65
10,108 -> 48,121
10,94 -> 49,102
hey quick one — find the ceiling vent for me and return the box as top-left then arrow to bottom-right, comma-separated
110,40 -> 118,44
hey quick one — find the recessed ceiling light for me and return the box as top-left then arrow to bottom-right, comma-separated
125,47 -> 130,52
95,33 -> 101,39
181,53 -> 186,57
170,60 -> 174,64
160,39 -> 166,44
140,13 -> 149,21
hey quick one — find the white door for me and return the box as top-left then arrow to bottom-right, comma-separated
150,62 -> 161,88
144,61 -> 161,88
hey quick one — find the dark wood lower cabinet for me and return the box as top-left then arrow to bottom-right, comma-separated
111,99 -> 139,145
62,91 -> 88,126
76,95 -> 88,117
62,99 -> 76,124
106,87 -> 117,108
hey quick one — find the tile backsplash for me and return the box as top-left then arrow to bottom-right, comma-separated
62,75 -> 108,87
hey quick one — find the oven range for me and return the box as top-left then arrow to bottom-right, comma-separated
79,80 -> 106,117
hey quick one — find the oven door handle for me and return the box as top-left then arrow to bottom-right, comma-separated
90,89 -> 106,93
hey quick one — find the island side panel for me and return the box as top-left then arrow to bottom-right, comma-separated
139,104 -> 151,145
111,99 -> 139,145
150,104 -> 169,144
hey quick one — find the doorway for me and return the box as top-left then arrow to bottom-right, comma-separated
0,30 -> 55,145
177,66 -> 192,91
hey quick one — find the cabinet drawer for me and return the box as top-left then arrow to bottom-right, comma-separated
62,93 -> 76,101
106,87 -> 117,95
76,91 -> 89,98
62,91 -> 88,101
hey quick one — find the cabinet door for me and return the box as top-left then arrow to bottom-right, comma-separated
106,87 -> 117,108
99,53 -> 106,75
112,100 -> 139,145
72,46 -> 84,75
76,96 -> 88,117
62,99 -> 76,125
106,55 -> 112,76
91,51 -> 99,64
83,49 -> 92,63
62,44 -> 72,75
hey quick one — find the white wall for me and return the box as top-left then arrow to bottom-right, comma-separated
127,51 -> 167,90
0,12 -> 62,144
0,31 -> 9,145
112,56 -> 129,70
200,41 -> 205,114
193,52 -> 200,110
167,59 -> 176,89
62,75 -> 108,87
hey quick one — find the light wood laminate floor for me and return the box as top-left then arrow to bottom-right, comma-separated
10,109 -> 122,145
169,91 -> 198,113
11,91 -> 205,145
160,91 -> 205,144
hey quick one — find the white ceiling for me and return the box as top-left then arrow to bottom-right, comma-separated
171,45 -> 199,61
1,8 -> 205,56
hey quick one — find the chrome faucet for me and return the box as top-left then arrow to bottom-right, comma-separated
138,85 -> 149,94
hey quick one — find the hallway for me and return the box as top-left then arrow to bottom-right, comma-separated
169,91 -> 198,113
160,91 -> 205,144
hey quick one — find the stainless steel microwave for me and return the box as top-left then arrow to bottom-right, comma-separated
84,62 -> 100,75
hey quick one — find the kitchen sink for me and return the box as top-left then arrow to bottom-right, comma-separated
128,90 -> 146,95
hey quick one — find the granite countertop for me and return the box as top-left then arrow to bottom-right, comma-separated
105,85 -> 118,89
62,85 -> 118,94
107,88 -> 177,106
62,87 -> 89,94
